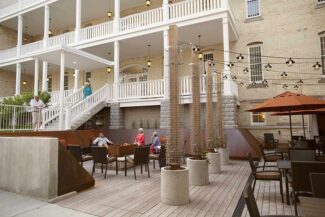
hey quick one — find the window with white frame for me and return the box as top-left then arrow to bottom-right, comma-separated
321,36 -> 325,75
246,0 -> 260,18
85,71 -> 91,82
318,0 -> 325,4
251,112 -> 266,125
47,76 -> 52,92
64,73 -> 69,90
202,52 -> 214,74
249,44 -> 263,82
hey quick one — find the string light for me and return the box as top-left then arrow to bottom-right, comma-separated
286,58 -> 295,67
236,53 -> 244,62
313,62 -> 322,70
297,79 -> 304,84
265,63 -> 272,71
262,79 -> 268,85
283,84 -> 288,89
251,81 -> 257,86
209,61 -> 215,67
227,62 -> 234,68
222,75 -> 228,80
243,67 -> 249,74
146,0 -> 151,6
239,82 -> 244,87
294,84 -> 299,89
232,75 -> 237,81
264,84 -> 269,88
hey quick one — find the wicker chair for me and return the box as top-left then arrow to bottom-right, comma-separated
243,183 -> 296,217
247,153 -> 284,203
291,161 -> 325,215
310,173 -> 325,198
149,145 -> 166,169
128,147 -> 150,180
259,145 -> 282,170
91,146 -> 117,179
68,144 -> 93,166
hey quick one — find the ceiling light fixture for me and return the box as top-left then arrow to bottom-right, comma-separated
107,0 -> 113,18
146,0 -> 151,7
197,35 -> 203,60
147,44 -> 152,68
313,62 -> 322,70
236,53 -> 244,62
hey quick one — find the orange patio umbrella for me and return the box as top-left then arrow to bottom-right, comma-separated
247,91 -> 325,139
271,108 -> 325,138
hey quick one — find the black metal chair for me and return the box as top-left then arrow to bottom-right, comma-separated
247,153 -> 284,203
259,145 -> 282,170
91,146 -> 117,179
243,183 -> 296,217
128,147 -> 150,180
264,133 -> 279,150
149,145 -> 166,169
310,173 -> 325,198
68,144 -> 93,166
291,161 -> 325,215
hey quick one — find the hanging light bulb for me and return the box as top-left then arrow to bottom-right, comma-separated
23,26 -> 28,42
297,79 -> 304,84
262,79 -> 268,85
198,52 -> 203,60
106,66 -> 112,73
236,53 -> 244,62
239,82 -> 244,87
232,75 -> 237,81
227,62 -> 234,68
197,35 -> 203,60
281,72 -> 288,78
252,81 -> 257,86
48,18 -> 53,37
286,58 -> 295,67
265,63 -> 272,71
283,84 -> 288,89
243,67 -> 249,74
209,61 -> 215,67
222,74 -> 228,80
107,0 -> 113,18
146,0 -> 151,7
22,80 -> 27,85
313,62 -> 322,70
147,44 -> 152,68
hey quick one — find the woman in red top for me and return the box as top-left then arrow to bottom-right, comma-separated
135,128 -> 145,146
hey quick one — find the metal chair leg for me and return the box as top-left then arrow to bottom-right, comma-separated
141,164 -> 143,174
115,159 -> 118,175
134,165 -> 136,180
252,179 -> 256,191
104,164 -> 108,179
92,162 -> 95,176
147,163 -> 150,178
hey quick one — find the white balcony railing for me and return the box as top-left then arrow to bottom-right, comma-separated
0,0 -> 225,63
0,104 -> 33,131
119,79 -> 164,99
50,89 -> 74,104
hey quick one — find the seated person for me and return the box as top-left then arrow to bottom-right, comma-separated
150,132 -> 161,154
93,132 -> 113,149
134,128 -> 145,146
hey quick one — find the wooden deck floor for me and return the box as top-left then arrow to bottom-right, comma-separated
56,160 -> 295,217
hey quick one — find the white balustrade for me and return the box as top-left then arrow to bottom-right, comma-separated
169,0 -> 221,20
180,76 -> 192,96
120,7 -> 163,32
41,106 -> 60,129
48,31 -> 75,47
119,79 -> 164,99
69,84 -> 110,123
50,89 -> 74,104
80,21 -> 114,41
0,104 -> 33,132
0,47 -> 17,60
20,40 -> 44,55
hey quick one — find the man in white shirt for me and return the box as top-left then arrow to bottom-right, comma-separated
30,96 -> 45,131
93,132 -> 114,149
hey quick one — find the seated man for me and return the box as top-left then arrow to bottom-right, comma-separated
93,132 -> 113,149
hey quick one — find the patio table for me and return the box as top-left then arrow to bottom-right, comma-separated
277,160 -> 291,205
108,144 -> 137,176
299,196 -> 325,217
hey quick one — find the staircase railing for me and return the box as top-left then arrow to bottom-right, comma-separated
66,84 -> 111,129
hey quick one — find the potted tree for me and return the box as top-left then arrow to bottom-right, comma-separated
161,25 -> 189,205
186,45 -> 209,186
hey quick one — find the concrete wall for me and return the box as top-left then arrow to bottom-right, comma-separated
0,137 -> 58,200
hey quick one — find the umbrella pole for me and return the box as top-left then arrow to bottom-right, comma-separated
302,114 -> 306,139
289,109 -> 293,140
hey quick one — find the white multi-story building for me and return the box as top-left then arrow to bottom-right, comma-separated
0,0 -> 324,143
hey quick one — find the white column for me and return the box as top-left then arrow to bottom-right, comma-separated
163,0 -> 169,23
163,29 -> 169,99
74,69 -> 80,92
222,17 -> 232,96
34,58 -> 39,96
75,0 -> 81,42
113,41 -> 120,101
59,52 -> 65,130
43,5 -> 50,47
17,15 -> 23,57
15,63 -> 22,95
42,61 -> 48,92
113,0 -> 120,33
221,0 -> 228,8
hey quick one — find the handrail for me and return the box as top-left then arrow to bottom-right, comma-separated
0,104 -> 33,132
80,21 -> 113,41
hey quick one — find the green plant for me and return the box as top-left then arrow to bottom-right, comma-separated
2,91 -> 50,106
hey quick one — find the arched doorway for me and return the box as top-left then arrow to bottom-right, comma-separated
120,64 -> 148,83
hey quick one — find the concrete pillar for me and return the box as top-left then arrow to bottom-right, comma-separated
74,69 -> 80,92
59,52 -> 65,130
109,103 -> 124,129
75,0 -> 81,42
113,0 -> 120,33
113,41 -> 120,101
34,58 -> 39,96
43,5 -> 49,47
15,63 -> 22,95
222,17 -> 232,96
163,29 -> 169,99
42,61 -> 48,92
17,15 -> 23,57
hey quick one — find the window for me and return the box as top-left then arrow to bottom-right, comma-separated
202,52 -> 214,74
251,112 -> 265,125
64,73 -> 69,90
246,0 -> 260,18
321,36 -> 325,75
318,0 -> 325,4
85,71 -> 91,82
47,76 -> 52,92
249,45 -> 263,82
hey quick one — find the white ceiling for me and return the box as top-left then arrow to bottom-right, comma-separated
1,0 -> 153,36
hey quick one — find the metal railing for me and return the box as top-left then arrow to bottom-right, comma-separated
0,104 -> 33,132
